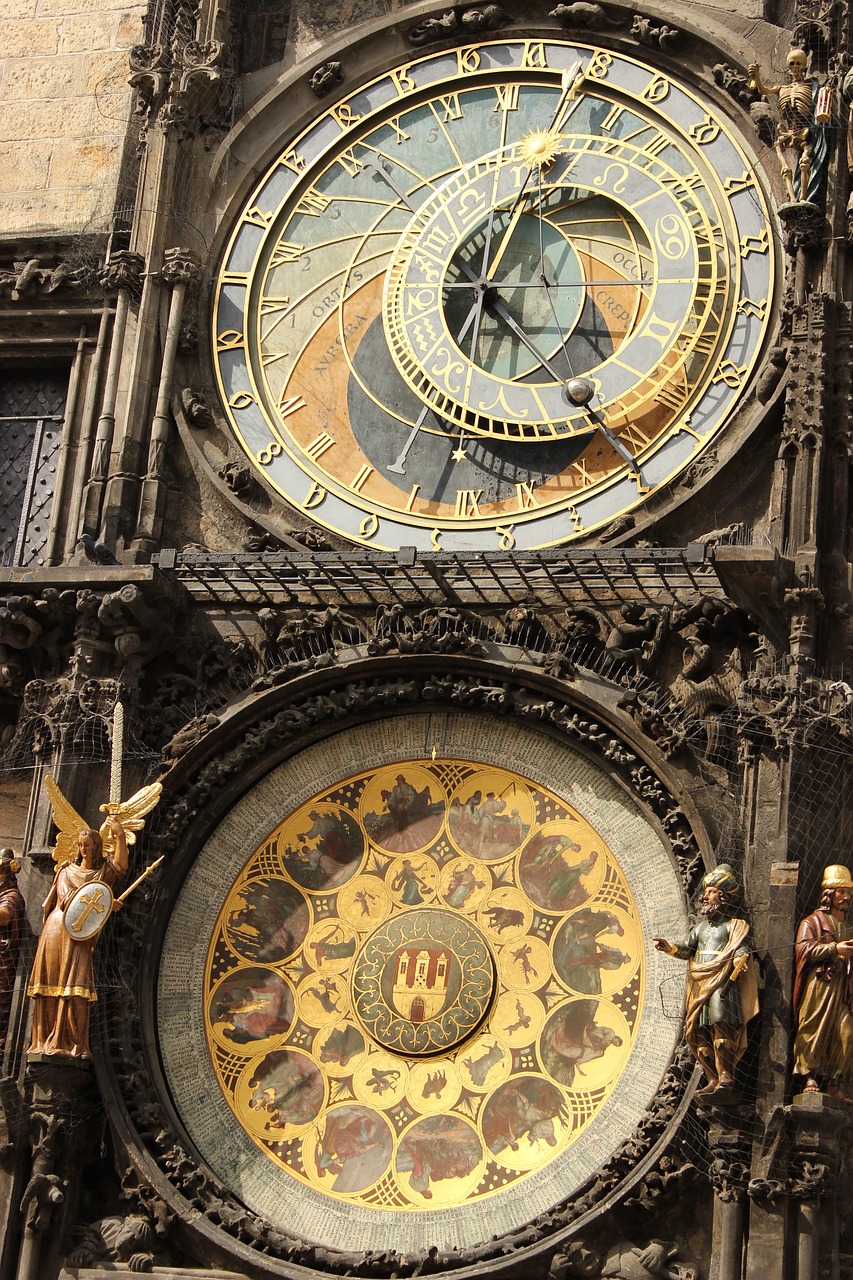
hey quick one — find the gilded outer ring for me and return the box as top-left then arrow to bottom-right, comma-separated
351,907 -> 496,1056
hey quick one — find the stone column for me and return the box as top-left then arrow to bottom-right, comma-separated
14,1062 -> 97,1280
132,247 -> 200,553
708,1119 -> 751,1280
78,252 -> 146,543
788,1094 -> 852,1280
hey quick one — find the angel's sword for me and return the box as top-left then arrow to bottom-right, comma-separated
110,701 -> 123,805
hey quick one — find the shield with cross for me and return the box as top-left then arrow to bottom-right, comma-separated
62,881 -> 115,941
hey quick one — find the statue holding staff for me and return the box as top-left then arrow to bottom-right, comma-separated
654,864 -> 758,1097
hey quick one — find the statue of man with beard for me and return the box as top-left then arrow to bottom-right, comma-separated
654,864 -> 759,1098
792,864 -> 853,1095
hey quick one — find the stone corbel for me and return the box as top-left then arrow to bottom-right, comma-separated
128,44 -> 171,118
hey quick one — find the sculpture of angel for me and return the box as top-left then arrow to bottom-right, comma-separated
26,775 -> 161,1058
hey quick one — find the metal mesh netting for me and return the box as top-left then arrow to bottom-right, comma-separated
4,653 -> 853,1237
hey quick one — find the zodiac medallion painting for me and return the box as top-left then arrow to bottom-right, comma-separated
201,756 -> 646,1214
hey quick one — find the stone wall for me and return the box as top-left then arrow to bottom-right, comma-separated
0,0 -> 144,239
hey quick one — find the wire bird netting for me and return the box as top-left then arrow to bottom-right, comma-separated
4,660 -> 853,1217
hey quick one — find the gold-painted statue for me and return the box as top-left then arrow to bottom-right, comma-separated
792,864 -> 853,1095
26,775 -> 161,1058
749,47 -> 830,204
654,864 -> 759,1098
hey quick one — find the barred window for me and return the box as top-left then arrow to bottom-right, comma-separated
0,371 -> 66,567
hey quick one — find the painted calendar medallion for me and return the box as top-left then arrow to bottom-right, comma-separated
159,714 -> 685,1252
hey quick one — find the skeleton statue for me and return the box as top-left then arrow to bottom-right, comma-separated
749,47 -> 830,204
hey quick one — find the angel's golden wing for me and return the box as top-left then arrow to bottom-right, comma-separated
44,775 -> 89,866
98,781 -> 163,849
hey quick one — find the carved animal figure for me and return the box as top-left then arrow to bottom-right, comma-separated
549,1 -> 623,27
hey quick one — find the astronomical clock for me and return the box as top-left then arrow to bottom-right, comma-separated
143,15 -> 781,1278
158,714 -> 687,1253
212,35 -> 778,551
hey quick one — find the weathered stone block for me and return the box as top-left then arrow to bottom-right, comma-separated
36,0 -> 140,18
0,54 -> 81,101
0,138 -> 52,192
0,0 -> 37,18
0,18 -> 60,58
49,135 -> 120,185
57,12 -> 117,51
80,48 -> 127,93
115,7 -> 144,45
0,90 -> 128,141
0,184 -> 103,236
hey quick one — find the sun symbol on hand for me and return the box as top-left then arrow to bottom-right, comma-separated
519,128 -> 562,168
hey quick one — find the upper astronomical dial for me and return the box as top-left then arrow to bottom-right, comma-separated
213,38 -> 777,551
384,132 -> 722,440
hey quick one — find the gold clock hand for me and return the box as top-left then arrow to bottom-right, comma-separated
487,304 -> 565,382
565,379 -> 642,477
482,62 -> 584,281
442,279 -> 653,289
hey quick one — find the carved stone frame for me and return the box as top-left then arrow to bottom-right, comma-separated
98,655 -> 710,1278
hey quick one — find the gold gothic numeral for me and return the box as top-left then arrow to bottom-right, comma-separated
724,171 -> 755,197
739,229 -> 770,258
302,481 -> 326,509
642,74 -> 670,102
296,190 -> 332,216
332,102 -> 361,128
271,242 -> 305,266
457,47 -> 481,74
737,297 -> 768,319
281,149 -> 306,174
243,206 -> 271,227
337,148 -> 364,177
439,93 -> 463,121
521,42 -> 548,68
216,330 -> 243,351
389,65 -> 416,96
278,393 -> 306,419
713,360 -> 747,389
689,115 -> 721,145
229,391 -> 254,410
388,116 -> 411,145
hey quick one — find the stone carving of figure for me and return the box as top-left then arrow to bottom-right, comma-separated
549,1238 -> 698,1279
792,864 -> 853,1094
749,47 -> 830,204
654,864 -> 759,1097
0,848 -> 25,1051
